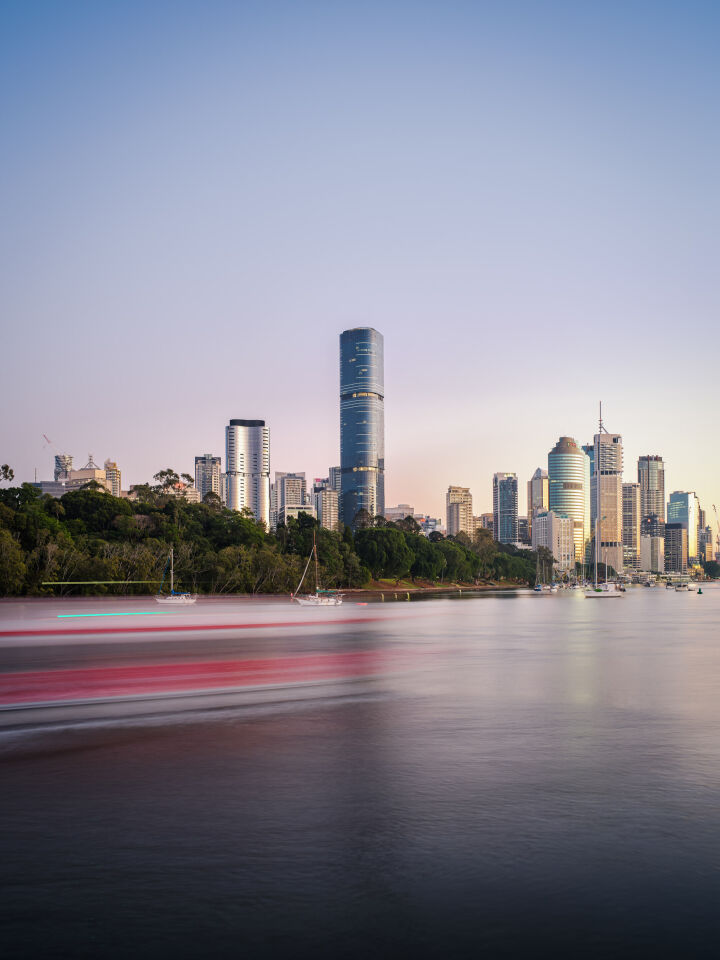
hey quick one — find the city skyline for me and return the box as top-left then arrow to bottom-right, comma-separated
1,3 -> 718,522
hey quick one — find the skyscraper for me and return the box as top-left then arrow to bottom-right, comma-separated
54,453 -> 72,481
548,437 -> 591,567
667,491 -> 700,562
270,472 -> 308,529
446,486 -> 473,538
194,454 -> 222,501
664,524 -> 688,574
225,419 -> 270,527
638,455 -> 665,522
622,482 -> 641,571
493,473 -> 518,544
339,328 -> 385,528
527,467 -> 549,537
589,427 -> 624,575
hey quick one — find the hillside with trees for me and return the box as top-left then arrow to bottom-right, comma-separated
0,477 -> 538,596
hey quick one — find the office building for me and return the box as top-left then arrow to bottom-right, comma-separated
667,491 -> 700,562
548,437 -> 591,567
699,526 -> 714,563
339,327 -> 385,528
638,455 -> 665,522
641,513 -> 665,539
328,466 -> 342,493
280,503 -> 316,525
527,468 -> 549,537
418,516 -> 441,536
640,535 -> 665,573
67,455 -> 111,492
531,510 -> 575,572
194,454 -> 222,501
589,430 -> 624,575
622,482 -> 641,571
54,454 -> 73,481
385,504 -> 415,523
517,516 -> 530,545
446,486 -> 473,538
664,523 -> 688,574
225,419 -> 270,527
314,480 -> 339,531
493,473 -> 518,544
270,472 -> 307,530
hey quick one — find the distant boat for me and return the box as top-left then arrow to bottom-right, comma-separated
292,532 -> 343,606
156,547 -> 197,605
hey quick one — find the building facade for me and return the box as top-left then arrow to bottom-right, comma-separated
446,486 -> 473,538
385,504 -> 415,523
638,455 -> 665,522
531,510 -> 575,572
640,535 -> 665,573
548,437 -> 591,568
313,483 -> 339,532
493,473 -> 518,544
194,454 -> 222,501
270,472 -> 307,529
103,460 -> 122,498
225,419 -> 270,527
667,491 -> 700,562
664,523 -> 688,574
339,328 -> 385,528
527,468 -> 549,537
590,432 -> 624,575
54,454 -> 73,481
622,482 -> 641,571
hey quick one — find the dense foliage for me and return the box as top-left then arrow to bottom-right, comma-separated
0,483 -> 538,596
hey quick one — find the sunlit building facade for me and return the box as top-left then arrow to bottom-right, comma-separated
194,454 -> 222,501
638,455 -> 665,522
622,482 -> 641,571
531,510 -> 575,572
667,491 -> 700,562
664,523 -> 688,574
590,432 -> 624,575
225,419 -> 270,527
527,467 -> 549,538
548,437 -> 591,568
339,328 -> 385,528
446,486 -> 473,538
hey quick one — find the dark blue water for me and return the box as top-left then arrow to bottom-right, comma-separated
3,589 -> 720,958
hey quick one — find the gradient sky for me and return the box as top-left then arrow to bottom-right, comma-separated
2,1 -> 719,525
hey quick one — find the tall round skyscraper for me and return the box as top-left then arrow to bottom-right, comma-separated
225,419 -> 270,528
548,436 -> 591,566
339,328 -> 385,528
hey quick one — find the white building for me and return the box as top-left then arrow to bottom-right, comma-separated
270,472 -> 307,530
531,510 -> 576,573
103,460 -> 122,498
385,504 -> 415,523
446,486 -> 473,538
640,534 -> 665,573
195,454 -> 222,501
225,419 -> 270,527
314,483 -> 339,531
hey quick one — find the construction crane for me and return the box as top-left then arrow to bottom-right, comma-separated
42,434 -> 73,480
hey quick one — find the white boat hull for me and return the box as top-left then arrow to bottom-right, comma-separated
293,594 -> 343,606
156,595 -> 197,605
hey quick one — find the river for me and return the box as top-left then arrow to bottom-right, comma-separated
2,587 -> 720,957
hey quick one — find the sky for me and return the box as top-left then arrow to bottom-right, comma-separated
1,0 -> 719,525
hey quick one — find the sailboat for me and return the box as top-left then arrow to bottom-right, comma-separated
156,547 -> 197,604
292,532 -> 343,606
585,403 -> 623,599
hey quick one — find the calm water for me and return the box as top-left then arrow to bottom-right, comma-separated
3,588 -> 720,958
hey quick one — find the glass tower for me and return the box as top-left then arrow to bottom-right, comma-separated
225,419 -> 270,527
339,328 -> 385,528
638,455 -> 665,522
492,473 -> 518,544
548,437 -> 591,566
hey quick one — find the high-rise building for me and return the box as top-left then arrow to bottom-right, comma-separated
68,455 -> 110,493
54,454 -> 73,481
589,429 -> 624,575
314,481 -> 339,532
638,455 -> 665,522
622,482 -> 641,571
328,466 -> 342,493
493,473 -> 518,544
517,516 -> 530,545
339,328 -> 385,528
640,535 -> 665,573
527,468 -> 549,538
667,491 -> 700,562
548,437 -> 591,568
446,486 -> 473,538
641,514 -> 665,539
531,510 -> 575,572
664,523 -> 688,574
225,419 -> 270,527
385,504 -> 415,523
194,454 -> 222,501
270,472 -> 307,530
103,460 -> 122,498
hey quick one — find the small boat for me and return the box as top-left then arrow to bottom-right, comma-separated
687,582 -> 697,592
533,584 -> 543,593
674,583 -> 689,592
156,547 -> 197,604
292,532 -> 343,606
584,582 -> 623,598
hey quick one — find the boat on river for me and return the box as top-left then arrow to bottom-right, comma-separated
156,547 -> 197,604
292,532 -> 343,606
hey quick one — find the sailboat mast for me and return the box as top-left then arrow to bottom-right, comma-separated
170,547 -> 174,593
313,531 -> 319,594
595,402 -> 601,587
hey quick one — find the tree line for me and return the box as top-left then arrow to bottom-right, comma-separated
0,475 -> 539,596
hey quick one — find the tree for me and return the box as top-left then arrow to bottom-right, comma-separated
395,515 -> 421,534
354,527 -> 414,580
0,465 -> 14,483
153,468 -> 180,491
202,491 -> 222,510
0,529 -> 26,595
